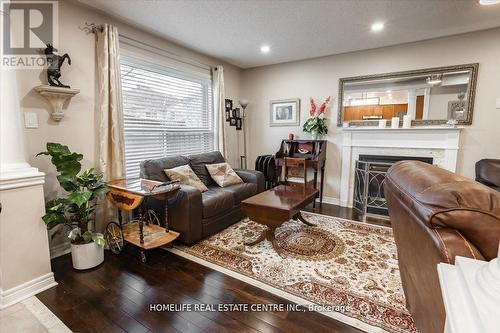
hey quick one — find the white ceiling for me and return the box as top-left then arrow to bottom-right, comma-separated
79,0 -> 500,69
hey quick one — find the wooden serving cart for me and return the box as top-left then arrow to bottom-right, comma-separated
105,178 -> 180,263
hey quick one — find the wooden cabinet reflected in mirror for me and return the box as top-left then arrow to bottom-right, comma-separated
337,63 -> 479,127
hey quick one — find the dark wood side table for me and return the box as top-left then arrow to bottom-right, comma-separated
241,185 -> 318,256
274,139 -> 327,204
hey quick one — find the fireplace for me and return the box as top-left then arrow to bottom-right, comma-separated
353,155 -> 433,217
339,127 -> 461,209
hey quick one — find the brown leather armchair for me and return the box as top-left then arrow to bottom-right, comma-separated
385,161 -> 500,333
140,151 -> 264,245
476,158 -> 500,192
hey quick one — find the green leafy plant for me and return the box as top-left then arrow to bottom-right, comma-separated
303,116 -> 328,135
37,143 -> 108,246
303,96 -> 330,136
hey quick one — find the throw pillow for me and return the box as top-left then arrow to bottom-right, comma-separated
206,162 -> 243,187
164,164 -> 208,192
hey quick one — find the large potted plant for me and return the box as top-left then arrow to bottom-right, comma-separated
38,143 -> 108,270
303,96 -> 331,140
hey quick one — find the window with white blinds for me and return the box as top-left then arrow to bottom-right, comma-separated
120,54 -> 214,178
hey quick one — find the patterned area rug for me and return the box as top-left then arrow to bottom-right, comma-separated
172,212 -> 416,333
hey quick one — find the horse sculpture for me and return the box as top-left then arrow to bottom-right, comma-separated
44,43 -> 72,88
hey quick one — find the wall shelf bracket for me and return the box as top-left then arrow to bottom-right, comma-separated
34,85 -> 80,121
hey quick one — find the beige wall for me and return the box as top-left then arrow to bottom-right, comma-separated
0,184 -> 52,291
241,28 -> 500,201
16,0 -> 241,251
14,2 -> 500,249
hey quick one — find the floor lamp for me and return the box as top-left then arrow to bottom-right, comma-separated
239,99 -> 249,169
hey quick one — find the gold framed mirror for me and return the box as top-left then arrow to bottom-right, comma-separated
337,63 -> 479,127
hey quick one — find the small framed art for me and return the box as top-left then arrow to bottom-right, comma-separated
232,108 -> 240,118
270,98 -> 300,127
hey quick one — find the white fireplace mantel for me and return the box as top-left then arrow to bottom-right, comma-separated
339,126 -> 462,207
438,244 -> 500,333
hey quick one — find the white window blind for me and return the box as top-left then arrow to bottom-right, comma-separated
120,54 -> 214,178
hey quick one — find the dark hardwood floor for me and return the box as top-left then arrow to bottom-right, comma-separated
37,203 -> 391,333
304,202 -> 391,228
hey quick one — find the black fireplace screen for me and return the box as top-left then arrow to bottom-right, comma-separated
354,155 -> 433,217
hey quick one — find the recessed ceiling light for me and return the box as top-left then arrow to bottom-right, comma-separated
371,22 -> 384,32
260,45 -> 270,54
479,0 -> 500,5
386,90 -> 391,93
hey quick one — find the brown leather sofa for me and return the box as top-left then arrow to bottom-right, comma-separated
140,151 -> 264,245
385,161 -> 500,333
476,158 -> 500,192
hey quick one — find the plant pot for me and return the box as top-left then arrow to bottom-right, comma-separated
70,241 -> 104,270
311,130 -> 322,140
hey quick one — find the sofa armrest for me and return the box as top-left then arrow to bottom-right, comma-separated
235,169 -> 265,193
147,184 -> 203,245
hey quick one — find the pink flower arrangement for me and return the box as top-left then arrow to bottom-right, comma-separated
304,96 -> 331,138
309,98 -> 316,116
309,96 -> 331,117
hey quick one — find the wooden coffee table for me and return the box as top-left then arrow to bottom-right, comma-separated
241,185 -> 318,256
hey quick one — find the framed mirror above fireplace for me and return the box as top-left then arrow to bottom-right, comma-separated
337,63 -> 479,127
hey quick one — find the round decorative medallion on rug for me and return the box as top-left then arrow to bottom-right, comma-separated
173,212 -> 417,333
275,226 -> 345,260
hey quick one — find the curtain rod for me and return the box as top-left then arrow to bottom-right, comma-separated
79,22 -> 214,71
79,22 -> 103,34
119,34 -> 213,71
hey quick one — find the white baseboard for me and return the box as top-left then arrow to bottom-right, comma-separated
50,242 -> 71,259
315,196 -> 353,208
0,273 -> 57,309
316,195 -> 341,206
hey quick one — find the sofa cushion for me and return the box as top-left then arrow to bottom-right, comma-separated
164,165 -> 208,193
201,188 -> 234,219
206,162 -> 243,187
140,156 -> 189,181
220,183 -> 258,204
188,152 -> 225,186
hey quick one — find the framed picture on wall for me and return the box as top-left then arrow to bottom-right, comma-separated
229,118 -> 237,126
270,98 -> 300,127
232,108 -> 240,118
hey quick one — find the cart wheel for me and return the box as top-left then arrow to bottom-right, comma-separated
144,209 -> 160,225
105,222 -> 124,254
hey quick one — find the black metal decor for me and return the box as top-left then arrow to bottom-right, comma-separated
353,155 -> 433,217
44,43 -> 72,88
225,99 -> 243,130
254,155 -> 278,189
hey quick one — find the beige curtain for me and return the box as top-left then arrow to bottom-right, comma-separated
212,65 -> 227,158
95,24 -> 125,230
